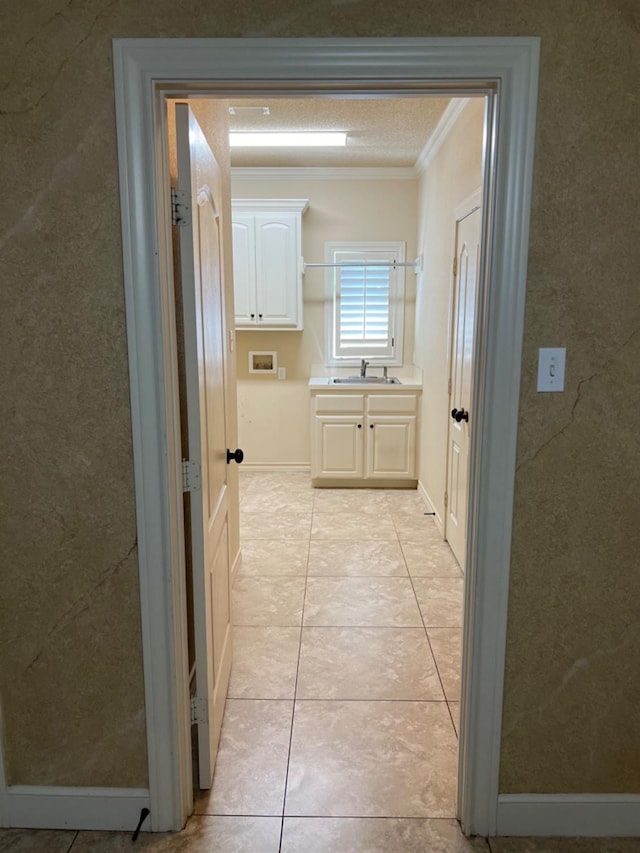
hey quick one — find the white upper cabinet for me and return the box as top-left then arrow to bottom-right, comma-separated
231,200 -> 308,330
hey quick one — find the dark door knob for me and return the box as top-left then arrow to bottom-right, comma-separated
451,408 -> 459,420
454,409 -> 469,423
226,448 -> 244,464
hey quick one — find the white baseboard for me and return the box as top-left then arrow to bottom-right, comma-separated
417,480 -> 444,536
231,548 -> 242,586
241,463 -> 310,473
497,794 -> 640,837
5,786 -> 151,831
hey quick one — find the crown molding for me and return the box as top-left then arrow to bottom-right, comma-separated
231,166 -> 418,181
415,97 -> 471,174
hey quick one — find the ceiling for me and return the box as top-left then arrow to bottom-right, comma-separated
228,96 -> 453,168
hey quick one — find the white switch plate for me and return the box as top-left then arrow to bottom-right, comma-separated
537,347 -> 566,392
277,367 -> 286,380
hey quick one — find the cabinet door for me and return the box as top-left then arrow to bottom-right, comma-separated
314,416 -> 364,479
254,213 -> 299,327
366,416 -> 416,479
232,215 -> 256,326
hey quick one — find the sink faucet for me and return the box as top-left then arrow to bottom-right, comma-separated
360,359 -> 369,378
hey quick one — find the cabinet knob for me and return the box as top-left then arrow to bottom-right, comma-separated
369,424 -> 374,429
250,313 -> 255,319
226,448 -> 244,464
258,313 -> 263,319
357,423 -> 362,429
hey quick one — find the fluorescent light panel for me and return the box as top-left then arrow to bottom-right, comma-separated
229,131 -> 347,148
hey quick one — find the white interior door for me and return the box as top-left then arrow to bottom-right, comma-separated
175,103 -> 233,789
446,205 -> 482,571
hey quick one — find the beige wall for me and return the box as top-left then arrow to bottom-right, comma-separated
232,176 -> 419,466
414,99 -> 485,521
1,2 -> 639,797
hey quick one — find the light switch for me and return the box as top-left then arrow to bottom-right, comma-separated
277,367 -> 286,380
537,347 -> 566,392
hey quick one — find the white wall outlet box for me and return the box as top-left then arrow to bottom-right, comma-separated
537,347 -> 566,392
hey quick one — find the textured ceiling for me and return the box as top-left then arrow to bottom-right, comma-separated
228,96 -> 453,168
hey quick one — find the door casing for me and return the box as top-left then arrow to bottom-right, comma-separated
109,37 -> 540,834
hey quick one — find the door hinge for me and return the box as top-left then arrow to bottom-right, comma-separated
452,256 -> 458,277
182,459 -> 201,493
171,188 -> 191,227
190,696 -> 208,725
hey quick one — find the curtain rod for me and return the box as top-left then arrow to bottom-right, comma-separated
303,256 -> 422,272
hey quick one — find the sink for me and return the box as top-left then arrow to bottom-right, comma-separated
330,376 -> 402,385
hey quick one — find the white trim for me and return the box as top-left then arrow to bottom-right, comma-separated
112,44 -> 193,833
496,794 -> 640,837
417,480 -> 444,535
232,166 -> 418,181
415,97 -> 471,174
5,786 -> 150,832
240,463 -> 311,472
110,37 -> 540,837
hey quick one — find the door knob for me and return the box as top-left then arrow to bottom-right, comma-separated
454,409 -> 469,423
226,448 -> 244,464
451,408 -> 459,420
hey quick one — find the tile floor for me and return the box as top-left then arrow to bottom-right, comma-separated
4,474 -> 634,850
196,471 -> 466,848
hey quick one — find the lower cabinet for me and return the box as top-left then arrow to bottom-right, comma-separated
315,416 -> 364,479
311,391 -> 420,485
366,415 -> 416,479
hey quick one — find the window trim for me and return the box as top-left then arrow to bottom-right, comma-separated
325,240 -> 406,367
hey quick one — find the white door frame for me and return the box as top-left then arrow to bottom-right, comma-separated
111,37 -> 540,833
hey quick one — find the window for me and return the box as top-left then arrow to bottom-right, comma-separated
325,241 -> 405,366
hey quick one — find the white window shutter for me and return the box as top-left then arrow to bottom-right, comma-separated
331,246 -> 403,361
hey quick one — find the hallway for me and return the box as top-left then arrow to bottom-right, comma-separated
196,470 -> 465,848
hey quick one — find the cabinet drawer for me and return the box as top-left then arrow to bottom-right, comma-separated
367,394 -> 418,415
315,394 -> 364,415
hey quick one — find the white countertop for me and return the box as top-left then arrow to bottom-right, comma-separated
308,376 -> 422,391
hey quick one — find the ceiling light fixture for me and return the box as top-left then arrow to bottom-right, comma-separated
228,106 -> 270,115
229,131 -> 348,148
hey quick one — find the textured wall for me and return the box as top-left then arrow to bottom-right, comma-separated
1,0 -> 639,794
232,174 -> 418,466
414,99 -> 484,525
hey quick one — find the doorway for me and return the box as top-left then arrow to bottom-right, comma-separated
113,37 -> 540,835
179,91 -> 482,831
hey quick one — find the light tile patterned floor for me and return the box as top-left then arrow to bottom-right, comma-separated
196,471 -> 466,847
